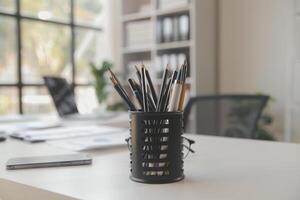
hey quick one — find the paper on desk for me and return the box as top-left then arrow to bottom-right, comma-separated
1,121 -> 61,136
0,115 -> 36,123
47,131 -> 129,151
21,126 -> 127,142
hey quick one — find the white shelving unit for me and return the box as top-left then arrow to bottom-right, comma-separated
284,0 -> 300,142
119,0 -> 218,97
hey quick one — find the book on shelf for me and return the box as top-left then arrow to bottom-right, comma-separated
158,14 -> 189,43
125,20 -> 154,48
179,15 -> 189,41
162,17 -> 173,43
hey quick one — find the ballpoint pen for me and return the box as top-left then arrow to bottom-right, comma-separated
134,65 -> 142,86
162,65 -> 180,111
147,90 -> 156,111
128,78 -> 143,110
168,66 -> 184,112
156,65 -> 170,111
161,78 -> 172,112
145,67 -> 158,105
141,66 -> 149,112
178,62 -> 188,111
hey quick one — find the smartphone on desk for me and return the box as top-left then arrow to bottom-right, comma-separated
6,153 -> 92,170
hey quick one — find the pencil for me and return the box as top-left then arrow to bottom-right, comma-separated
147,92 -> 156,111
108,68 -> 129,99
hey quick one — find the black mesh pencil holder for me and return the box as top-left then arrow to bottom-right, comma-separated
126,111 -> 195,184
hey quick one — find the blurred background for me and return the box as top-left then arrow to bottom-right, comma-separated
0,0 -> 299,143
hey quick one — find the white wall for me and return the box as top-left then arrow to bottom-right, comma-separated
218,0 -> 293,139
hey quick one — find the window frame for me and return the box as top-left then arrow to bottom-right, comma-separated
0,0 -> 103,114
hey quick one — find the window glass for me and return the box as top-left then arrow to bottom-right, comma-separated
21,20 -> 71,84
75,28 -> 104,84
0,87 -> 19,115
0,16 -> 17,83
0,0 -> 15,13
0,0 -> 108,114
21,0 -> 70,22
75,0 -> 103,26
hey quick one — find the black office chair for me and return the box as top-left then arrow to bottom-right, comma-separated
183,95 -> 269,139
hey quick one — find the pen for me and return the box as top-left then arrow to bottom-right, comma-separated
131,79 -> 143,97
147,91 -> 156,111
128,78 -> 143,109
168,66 -> 183,112
145,67 -> 158,105
161,78 -> 172,112
178,62 -> 188,111
161,66 -> 180,111
131,79 -> 156,111
108,62 -> 187,113
141,66 -> 149,112
156,65 -> 170,111
134,65 -> 142,86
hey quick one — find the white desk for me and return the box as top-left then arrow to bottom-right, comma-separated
1,135 -> 300,200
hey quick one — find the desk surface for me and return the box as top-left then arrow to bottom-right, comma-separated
1,134 -> 300,200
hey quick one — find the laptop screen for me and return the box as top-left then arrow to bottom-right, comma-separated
43,76 -> 78,117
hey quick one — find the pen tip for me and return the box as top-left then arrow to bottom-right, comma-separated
166,64 -> 170,71
134,65 -> 140,71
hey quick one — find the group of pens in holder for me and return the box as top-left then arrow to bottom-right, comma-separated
107,61 -> 188,112
108,61 -> 194,184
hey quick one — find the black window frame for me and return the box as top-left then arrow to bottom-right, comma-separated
0,0 -> 103,114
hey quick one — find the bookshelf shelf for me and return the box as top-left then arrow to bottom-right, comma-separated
122,12 -> 152,22
123,46 -> 153,54
155,6 -> 190,17
156,40 -> 191,51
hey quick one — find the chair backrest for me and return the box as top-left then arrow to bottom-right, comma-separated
183,95 -> 269,139
43,76 -> 79,117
